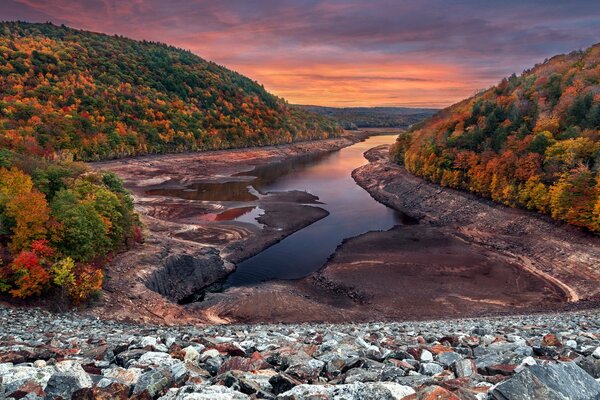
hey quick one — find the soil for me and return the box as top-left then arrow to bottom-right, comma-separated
81,137 -> 599,325
85,132 -> 368,324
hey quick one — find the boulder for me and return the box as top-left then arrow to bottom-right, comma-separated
72,382 -> 130,400
277,382 -> 415,399
133,367 -> 174,398
490,362 -> 600,400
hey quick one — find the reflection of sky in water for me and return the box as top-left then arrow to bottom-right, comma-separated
199,206 -> 265,228
233,206 -> 265,227
227,135 -> 405,286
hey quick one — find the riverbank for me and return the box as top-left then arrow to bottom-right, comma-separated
2,306 -> 600,399
352,145 -> 600,303
90,133 -> 600,325
88,131 -> 369,324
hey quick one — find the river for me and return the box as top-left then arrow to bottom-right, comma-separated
225,135 -> 405,286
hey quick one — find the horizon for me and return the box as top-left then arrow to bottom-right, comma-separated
1,1 -> 599,108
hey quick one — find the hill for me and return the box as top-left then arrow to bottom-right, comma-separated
392,44 -> 600,232
297,105 -> 437,129
0,22 -> 341,161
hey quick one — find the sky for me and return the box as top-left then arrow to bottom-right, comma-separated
1,1 -> 600,108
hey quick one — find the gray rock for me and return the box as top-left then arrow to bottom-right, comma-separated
453,359 -> 476,378
490,362 -> 600,400
159,384 -> 250,399
437,351 -> 462,367
419,362 -> 444,376
277,382 -> 415,400
133,367 -> 174,397
45,372 -> 92,399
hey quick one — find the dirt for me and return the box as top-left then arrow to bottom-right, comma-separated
353,145 -> 600,303
85,137 -> 600,325
85,132 -> 367,324
189,145 -> 599,324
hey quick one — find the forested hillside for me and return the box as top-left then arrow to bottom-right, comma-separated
298,105 -> 437,129
391,44 -> 600,232
0,22 -> 341,161
0,150 -> 141,304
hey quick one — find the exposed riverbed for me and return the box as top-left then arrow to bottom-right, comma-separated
89,132 -> 600,325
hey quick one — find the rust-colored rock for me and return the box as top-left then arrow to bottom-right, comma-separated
7,381 -> 45,399
211,342 -> 246,357
542,333 -> 562,347
486,364 -> 517,376
72,383 -> 130,400
416,386 -> 461,400
218,351 -> 270,374
430,344 -> 453,354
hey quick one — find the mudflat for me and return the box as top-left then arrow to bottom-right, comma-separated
87,137 -> 599,325
87,133 -> 367,324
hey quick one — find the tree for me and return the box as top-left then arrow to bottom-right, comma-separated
9,250 -> 50,298
0,167 -> 50,252
50,189 -> 110,261
67,265 -> 103,304
50,257 -> 75,304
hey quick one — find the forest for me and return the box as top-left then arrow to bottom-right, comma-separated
0,22 -> 341,161
0,149 -> 141,303
391,44 -> 600,232
298,105 -> 437,130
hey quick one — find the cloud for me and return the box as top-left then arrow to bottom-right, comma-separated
2,0 -> 600,107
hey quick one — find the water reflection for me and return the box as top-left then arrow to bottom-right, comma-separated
146,152 -> 335,202
227,135 -> 405,286
146,135 -> 406,285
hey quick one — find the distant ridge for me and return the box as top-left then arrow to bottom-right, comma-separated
296,105 -> 437,129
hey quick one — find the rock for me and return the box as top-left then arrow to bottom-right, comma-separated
490,362 -> 600,400
133,367 -> 174,398
453,359 -> 476,378
416,385 -> 461,399
419,362 -> 444,376
486,364 -> 516,376
72,382 -> 130,400
183,346 -> 200,365
115,349 -> 148,367
45,372 -> 93,399
103,366 -> 143,385
437,352 -> 462,367
277,382 -> 415,399
576,355 -> 600,378
5,380 -> 45,399
420,350 -> 434,362
0,365 -> 55,394
542,334 -> 562,347
269,372 -> 304,395
592,347 -> 600,359
344,368 -> 380,383
218,352 -> 270,374
285,358 -> 325,382
565,339 -> 578,349
158,384 -> 250,399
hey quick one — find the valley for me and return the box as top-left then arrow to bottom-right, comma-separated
88,130 -> 599,325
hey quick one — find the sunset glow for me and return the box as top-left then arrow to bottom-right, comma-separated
2,0 -> 599,107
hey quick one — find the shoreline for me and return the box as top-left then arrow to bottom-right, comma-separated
352,145 -> 600,304
84,131 -> 370,325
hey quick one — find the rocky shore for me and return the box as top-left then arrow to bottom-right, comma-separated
352,145 -> 600,303
2,306 -> 600,399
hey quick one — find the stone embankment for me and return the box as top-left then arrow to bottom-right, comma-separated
1,306 -> 600,399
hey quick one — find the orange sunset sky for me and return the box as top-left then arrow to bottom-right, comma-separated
2,0 -> 600,108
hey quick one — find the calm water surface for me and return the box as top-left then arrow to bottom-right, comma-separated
148,135 -> 405,286
227,135 -> 404,286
